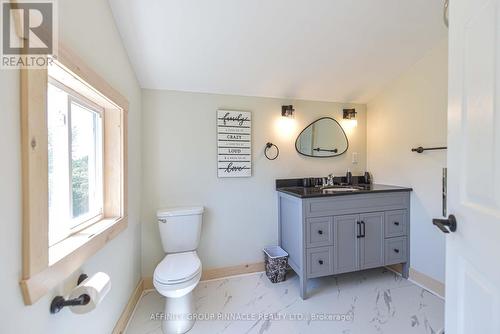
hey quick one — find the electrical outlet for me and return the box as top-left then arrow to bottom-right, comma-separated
352,152 -> 358,164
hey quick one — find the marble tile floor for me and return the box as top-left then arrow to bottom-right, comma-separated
125,268 -> 444,334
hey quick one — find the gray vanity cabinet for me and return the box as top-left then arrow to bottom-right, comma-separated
277,189 -> 411,299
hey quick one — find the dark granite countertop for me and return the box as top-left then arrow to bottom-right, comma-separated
277,184 -> 412,199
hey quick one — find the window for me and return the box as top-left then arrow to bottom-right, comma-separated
20,46 -> 128,305
48,81 -> 104,246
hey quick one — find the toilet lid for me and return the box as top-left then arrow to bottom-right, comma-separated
154,252 -> 201,285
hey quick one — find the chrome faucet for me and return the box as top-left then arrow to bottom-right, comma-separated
326,173 -> 335,186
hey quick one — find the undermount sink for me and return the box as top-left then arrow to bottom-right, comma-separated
322,187 -> 360,193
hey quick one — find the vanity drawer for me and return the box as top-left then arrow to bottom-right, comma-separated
384,237 -> 407,265
306,246 -> 334,278
306,217 -> 333,248
385,210 -> 407,238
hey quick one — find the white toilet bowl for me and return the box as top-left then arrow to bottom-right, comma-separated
153,251 -> 202,334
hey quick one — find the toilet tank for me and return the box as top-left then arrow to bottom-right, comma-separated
157,206 -> 204,253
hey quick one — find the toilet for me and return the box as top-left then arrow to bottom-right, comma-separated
153,206 -> 204,334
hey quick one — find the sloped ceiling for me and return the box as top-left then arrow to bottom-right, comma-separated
108,0 -> 447,103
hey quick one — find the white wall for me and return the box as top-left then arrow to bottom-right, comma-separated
0,0 -> 142,333
141,89 -> 366,276
367,40 -> 448,283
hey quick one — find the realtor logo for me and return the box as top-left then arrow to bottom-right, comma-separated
1,0 -> 57,68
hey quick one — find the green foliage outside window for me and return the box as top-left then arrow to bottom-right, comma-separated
72,155 -> 89,218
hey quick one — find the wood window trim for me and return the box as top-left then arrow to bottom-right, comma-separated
20,44 -> 129,305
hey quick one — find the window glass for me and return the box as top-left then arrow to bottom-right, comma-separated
70,101 -> 102,222
48,82 -> 103,246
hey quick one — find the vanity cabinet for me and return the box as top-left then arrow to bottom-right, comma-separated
277,188 -> 411,299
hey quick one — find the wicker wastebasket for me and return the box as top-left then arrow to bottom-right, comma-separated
263,246 -> 289,283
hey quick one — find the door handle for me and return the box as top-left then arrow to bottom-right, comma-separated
356,221 -> 362,238
433,214 -> 457,233
360,221 -> 366,238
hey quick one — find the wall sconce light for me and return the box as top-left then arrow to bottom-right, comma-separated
342,108 -> 358,130
343,108 -> 357,120
276,105 -> 296,139
281,105 -> 295,118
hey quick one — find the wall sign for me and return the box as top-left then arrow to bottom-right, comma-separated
217,110 -> 252,177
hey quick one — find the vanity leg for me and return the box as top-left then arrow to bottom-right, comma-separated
402,262 -> 410,279
299,276 -> 307,299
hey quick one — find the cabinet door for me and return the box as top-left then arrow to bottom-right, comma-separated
359,212 -> 385,270
334,214 -> 359,274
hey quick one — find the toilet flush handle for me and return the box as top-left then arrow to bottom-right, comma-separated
159,218 -> 167,223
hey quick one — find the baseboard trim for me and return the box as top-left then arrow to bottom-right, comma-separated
112,278 -> 144,334
143,277 -> 153,290
143,261 -> 265,291
386,264 -> 445,299
408,268 -> 445,299
201,262 -> 265,281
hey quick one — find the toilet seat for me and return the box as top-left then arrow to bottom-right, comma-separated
154,251 -> 201,285
154,252 -> 202,299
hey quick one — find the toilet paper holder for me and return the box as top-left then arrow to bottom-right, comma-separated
50,274 -> 90,314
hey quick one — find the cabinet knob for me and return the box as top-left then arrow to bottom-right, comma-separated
394,221 -> 400,226
318,230 -> 323,235
393,248 -> 400,253
318,260 -> 324,265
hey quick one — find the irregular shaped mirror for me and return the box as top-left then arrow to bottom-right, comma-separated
295,117 -> 348,157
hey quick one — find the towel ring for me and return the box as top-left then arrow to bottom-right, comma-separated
264,142 -> 279,160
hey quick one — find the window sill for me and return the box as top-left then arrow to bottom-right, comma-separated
20,216 -> 127,305
49,217 -> 117,265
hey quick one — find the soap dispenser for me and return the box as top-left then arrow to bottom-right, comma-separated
346,169 -> 352,185
364,171 -> 372,185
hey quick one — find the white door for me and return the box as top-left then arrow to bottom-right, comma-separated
446,0 -> 500,332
